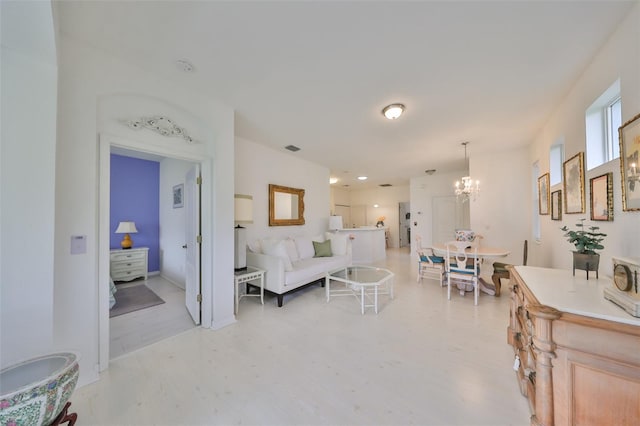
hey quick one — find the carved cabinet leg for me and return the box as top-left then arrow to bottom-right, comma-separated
528,305 -> 561,426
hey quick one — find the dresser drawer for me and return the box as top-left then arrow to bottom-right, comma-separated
111,267 -> 146,281
111,251 -> 146,262
111,258 -> 146,271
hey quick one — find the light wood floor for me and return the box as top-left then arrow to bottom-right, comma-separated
77,248 -> 531,425
110,276 -> 196,359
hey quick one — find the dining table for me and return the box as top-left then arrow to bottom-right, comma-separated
431,242 -> 511,296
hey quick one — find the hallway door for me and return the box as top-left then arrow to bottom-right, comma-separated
432,196 -> 467,244
185,165 -> 201,325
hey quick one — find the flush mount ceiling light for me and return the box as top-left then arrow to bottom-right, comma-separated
357,176 -> 368,181
382,103 -> 405,120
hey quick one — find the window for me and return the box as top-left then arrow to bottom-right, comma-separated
532,161 -> 540,242
606,97 -> 621,160
549,141 -> 564,186
585,79 -> 621,170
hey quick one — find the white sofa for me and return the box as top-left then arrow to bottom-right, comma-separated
246,233 -> 352,307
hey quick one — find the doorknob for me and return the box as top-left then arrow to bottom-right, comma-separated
182,244 -> 187,249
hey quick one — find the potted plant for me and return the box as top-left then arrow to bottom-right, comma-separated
561,219 -> 606,279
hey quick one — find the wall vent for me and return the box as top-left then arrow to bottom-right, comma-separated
285,145 -> 300,152
379,184 -> 392,187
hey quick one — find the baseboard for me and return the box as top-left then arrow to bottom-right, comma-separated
158,273 -> 185,290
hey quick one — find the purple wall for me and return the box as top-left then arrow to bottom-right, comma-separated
110,154 -> 160,272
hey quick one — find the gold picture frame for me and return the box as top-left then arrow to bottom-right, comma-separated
268,184 -> 305,226
590,172 -> 613,221
563,152 -> 585,214
551,190 -> 562,221
538,173 -> 550,215
619,112 -> 640,211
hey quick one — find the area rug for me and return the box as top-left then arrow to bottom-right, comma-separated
110,284 -> 165,318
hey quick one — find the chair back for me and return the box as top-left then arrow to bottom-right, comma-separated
445,241 -> 479,275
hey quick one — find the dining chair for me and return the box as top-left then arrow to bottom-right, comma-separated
415,236 -> 446,285
491,240 -> 527,296
446,240 -> 481,305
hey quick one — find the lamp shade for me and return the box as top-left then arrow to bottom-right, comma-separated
234,194 -> 253,224
115,221 -> 138,234
328,215 -> 343,231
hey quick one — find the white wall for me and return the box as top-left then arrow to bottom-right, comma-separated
159,158 -> 196,288
530,4 -> 640,273
0,0 -> 58,367
235,137 -> 330,242
53,35 -> 235,386
470,146 -> 531,267
347,186 -> 410,248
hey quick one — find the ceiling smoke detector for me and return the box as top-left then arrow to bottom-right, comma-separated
175,59 -> 195,73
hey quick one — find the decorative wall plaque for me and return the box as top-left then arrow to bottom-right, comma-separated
124,115 -> 198,144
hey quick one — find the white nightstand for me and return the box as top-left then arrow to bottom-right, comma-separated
110,247 -> 149,282
234,267 -> 265,314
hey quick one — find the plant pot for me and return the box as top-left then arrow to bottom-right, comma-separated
572,251 -> 600,280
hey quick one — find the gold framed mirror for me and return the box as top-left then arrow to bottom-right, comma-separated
269,184 -> 305,226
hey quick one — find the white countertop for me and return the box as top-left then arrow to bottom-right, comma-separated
515,266 -> 640,327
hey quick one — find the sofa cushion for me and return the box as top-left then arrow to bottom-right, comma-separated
325,232 -> 348,256
285,255 -> 349,287
313,240 -> 333,257
295,237 -> 316,260
282,238 -> 300,262
261,239 -> 293,271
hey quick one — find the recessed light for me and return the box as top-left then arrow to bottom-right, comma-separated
329,177 -> 338,184
357,176 -> 368,180
175,59 -> 195,72
382,103 -> 405,120
373,204 -> 379,208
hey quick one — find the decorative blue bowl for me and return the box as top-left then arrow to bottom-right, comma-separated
0,352 -> 79,426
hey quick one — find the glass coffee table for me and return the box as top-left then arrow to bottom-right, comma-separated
326,265 -> 394,314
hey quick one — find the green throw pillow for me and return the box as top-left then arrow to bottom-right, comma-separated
313,240 -> 333,257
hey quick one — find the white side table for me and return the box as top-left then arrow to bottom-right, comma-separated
234,267 -> 265,314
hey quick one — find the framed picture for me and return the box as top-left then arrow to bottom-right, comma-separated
590,172 -> 613,221
551,190 -> 562,221
563,152 -> 585,214
538,173 -> 550,215
619,112 -> 640,211
173,184 -> 184,208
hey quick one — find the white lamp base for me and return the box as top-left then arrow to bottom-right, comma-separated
234,226 -> 247,270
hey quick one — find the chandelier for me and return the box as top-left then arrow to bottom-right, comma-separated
454,142 -> 480,202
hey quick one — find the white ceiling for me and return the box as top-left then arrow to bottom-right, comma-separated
53,0 -> 635,189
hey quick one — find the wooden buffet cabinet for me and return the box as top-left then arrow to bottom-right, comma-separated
508,266 -> 640,426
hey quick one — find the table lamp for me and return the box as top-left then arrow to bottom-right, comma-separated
234,194 -> 253,270
115,221 -> 138,249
